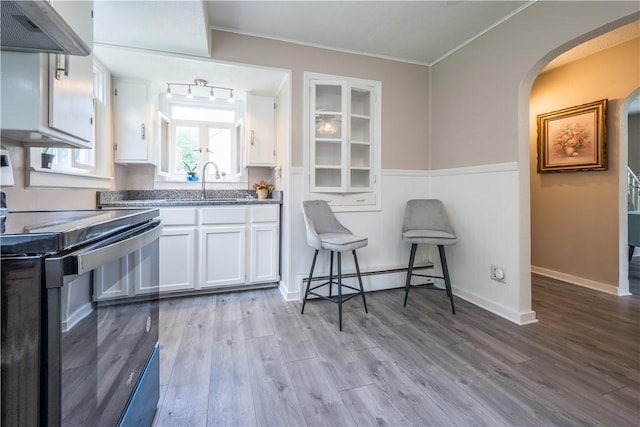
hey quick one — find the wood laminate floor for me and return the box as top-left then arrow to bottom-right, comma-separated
154,276 -> 640,427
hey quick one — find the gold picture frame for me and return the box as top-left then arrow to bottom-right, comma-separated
537,99 -> 607,173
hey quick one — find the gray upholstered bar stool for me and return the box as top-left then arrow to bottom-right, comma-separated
301,200 -> 368,331
402,199 -> 456,314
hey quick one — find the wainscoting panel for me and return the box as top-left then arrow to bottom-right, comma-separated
430,162 -> 536,325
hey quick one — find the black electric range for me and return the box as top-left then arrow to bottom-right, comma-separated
1,208 -> 159,254
1,208 -> 162,427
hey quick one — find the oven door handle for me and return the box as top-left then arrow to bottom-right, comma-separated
45,219 -> 163,287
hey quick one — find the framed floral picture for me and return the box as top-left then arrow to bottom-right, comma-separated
537,99 -> 607,173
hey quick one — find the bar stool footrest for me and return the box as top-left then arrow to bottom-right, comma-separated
308,291 -> 362,304
407,283 -> 448,291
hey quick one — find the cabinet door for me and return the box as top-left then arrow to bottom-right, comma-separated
348,85 -> 373,192
114,80 -> 151,163
310,80 -> 347,192
200,226 -> 246,288
48,0 -> 94,143
306,73 -> 381,212
248,205 -> 279,284
248,224 -> 279,283
94,256 -> 131,301
159,227 -> 196,293
246,93 -> 275,166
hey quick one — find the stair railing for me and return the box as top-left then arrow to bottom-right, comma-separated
629,167 -> 640,211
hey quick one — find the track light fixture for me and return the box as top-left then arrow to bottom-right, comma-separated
165,78 -> 234,102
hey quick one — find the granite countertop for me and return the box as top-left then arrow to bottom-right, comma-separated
97,190 -> 282,208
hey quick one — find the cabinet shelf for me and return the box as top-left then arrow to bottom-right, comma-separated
350,113 -> 370,120
314,165 -> 342,170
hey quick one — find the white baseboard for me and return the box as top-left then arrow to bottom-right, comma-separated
531,265 -> 619,295
453,287 -> 538,325
279,280 -> 300,301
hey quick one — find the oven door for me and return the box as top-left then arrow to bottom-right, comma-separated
44,218 -> 162,427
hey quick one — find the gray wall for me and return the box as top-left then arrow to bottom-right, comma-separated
209,30 -> 431,170
430,1 -> 638,169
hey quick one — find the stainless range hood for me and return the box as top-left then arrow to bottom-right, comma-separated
1,0 -> 90,56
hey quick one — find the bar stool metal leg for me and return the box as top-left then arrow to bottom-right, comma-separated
329,251 -> 334,297
438,245 -> 456,314
353,250 -> 368,313
403,244 -> 417,307
301,250 -> 318,314
337,252 -> 343,331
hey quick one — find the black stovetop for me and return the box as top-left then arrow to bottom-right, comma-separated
1,209 -> 159,256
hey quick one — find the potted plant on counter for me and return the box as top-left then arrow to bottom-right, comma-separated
252,180 -> 273,200
183,160 -> 198,181
41,147 -> 55,169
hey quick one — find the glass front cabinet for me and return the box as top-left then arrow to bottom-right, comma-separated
307,73 -> 381,211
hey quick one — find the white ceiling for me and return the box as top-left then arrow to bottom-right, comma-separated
94,1 -> 211,57
205,1 -> 531,65
93,0 -> 534,95
93,1 -> 638,100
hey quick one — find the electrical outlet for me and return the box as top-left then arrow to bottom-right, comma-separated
491,265 -> 506,282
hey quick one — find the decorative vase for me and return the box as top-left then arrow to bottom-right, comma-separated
256,189 -> 268,200
565,146 -> 575,156
186,172 -> 198,181
41,153 -> 55,169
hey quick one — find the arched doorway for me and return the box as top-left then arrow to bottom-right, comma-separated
523,21 -> 639,301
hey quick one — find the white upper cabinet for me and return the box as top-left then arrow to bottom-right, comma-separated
306,72 -> 381,211
113,79 -> 154,164
0,1 -> 94,148
245,93 -> 276,166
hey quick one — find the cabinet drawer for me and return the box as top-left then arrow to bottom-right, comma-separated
201,207 -> 247,225
250,205 -> 279,223
159,208 -> 197,225
314,192 -> 376,207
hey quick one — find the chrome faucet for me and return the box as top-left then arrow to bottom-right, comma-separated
201,161 -> 221,199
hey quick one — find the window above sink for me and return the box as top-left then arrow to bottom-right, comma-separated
155,98 -> 245,184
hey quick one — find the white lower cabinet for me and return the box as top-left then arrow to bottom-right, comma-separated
158,204 -> 279,295
158,208 -> 197,293
249,206 -> 280,283
94,256 -> 131,301
159,228 -> 197,292
200,206 -> 247,288
95,244 -> 159,299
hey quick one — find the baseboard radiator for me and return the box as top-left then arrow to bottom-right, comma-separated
299,262 -> 435,298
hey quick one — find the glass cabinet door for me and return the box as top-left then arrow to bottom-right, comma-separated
349,86 -> 372,191
310,80 -> 375,193
311,81 -> 347,192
